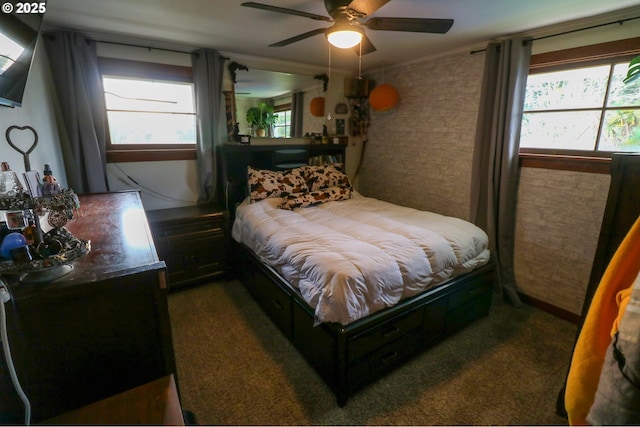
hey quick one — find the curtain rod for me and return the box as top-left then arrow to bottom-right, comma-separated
470,15 -> 640,54
96,39 -> 229,60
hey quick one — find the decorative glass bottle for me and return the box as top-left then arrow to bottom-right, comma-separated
0,162 -> 25,197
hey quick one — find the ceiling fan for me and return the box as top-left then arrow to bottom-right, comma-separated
240,0 -> 454,55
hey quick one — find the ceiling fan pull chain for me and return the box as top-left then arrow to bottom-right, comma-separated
358,42 -> 362,79
327,46 -> 332,121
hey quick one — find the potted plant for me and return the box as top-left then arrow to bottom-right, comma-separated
246,102 -> 278,137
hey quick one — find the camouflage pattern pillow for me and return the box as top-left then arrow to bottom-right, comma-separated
279,186 -> 352,210
248,166 -> 309,203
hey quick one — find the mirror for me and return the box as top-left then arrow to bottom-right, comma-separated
235,69 -> 316,100
229,67 -> 320,138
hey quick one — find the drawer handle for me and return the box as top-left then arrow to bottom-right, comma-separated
381,325 -> 400,338
272,298 -> 283,310
381,351 -> 399,364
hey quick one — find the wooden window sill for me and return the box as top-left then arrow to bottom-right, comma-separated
107,149 -> 196,163
519,152 -> 610,174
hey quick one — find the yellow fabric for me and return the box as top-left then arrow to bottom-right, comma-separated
565,215 -> 640,426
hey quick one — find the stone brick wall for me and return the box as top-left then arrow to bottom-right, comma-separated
515,168 -> 609,314
358,50 -> 610,316
359,52 -> 484,220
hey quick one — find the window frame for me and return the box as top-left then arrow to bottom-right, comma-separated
98,57 -> 197,163
520,37 -> 640,173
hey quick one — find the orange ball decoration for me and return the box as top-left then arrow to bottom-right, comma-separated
369,83 -> 399,112
310,97 -> 325,117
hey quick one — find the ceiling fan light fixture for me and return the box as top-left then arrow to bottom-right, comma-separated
327,29 -> 363,49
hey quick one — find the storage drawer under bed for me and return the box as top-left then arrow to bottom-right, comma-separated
447,273 -> 493,309
347,307 -> 423,363
238,251 -> 293,338
347,328 -> 423,386
445,272 -> 493,333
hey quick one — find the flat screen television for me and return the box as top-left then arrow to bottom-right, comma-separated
0,0 -> 47,108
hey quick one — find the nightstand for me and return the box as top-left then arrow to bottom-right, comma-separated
146,204 -> 230,290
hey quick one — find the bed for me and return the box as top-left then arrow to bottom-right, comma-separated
221,143 -> 495,406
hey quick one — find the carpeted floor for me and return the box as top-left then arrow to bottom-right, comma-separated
168,279 -> 576,425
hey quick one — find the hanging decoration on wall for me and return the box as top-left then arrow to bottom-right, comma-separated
335,101 -> 348,114
228,61 -> 249,84
347,43 -> 370,139
310,96 -> 326,117
369,83 -> 399,112
314,73 -> 329,92
311,73 -> 329,117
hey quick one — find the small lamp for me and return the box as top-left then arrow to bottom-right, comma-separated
369,83 -> 399,112
326,17 -> 363,49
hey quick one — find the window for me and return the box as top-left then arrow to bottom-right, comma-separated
519,37 -> 640,172
99,58 -> 197,162
521,60 -> 640,153
274,109 -> 291,138
273,107 -> 292,138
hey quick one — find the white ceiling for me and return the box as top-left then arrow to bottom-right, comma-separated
42,0 -> 640,97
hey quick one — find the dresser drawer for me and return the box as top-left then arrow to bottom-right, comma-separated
156,228 -> 223,248
153,216 -> 223,238
347,307 -> 423,363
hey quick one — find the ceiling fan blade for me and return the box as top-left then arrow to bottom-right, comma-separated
269,28 -> 327,47
241,2 -> 333,22
353,34 -> 377,55
365,17 -> 454,34
346,0 -> 390,17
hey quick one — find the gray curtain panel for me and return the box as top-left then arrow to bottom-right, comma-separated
43,31 -> 109,194
291,91 -> 304,138
191,49 -> 225,205
470,38 -> 532,306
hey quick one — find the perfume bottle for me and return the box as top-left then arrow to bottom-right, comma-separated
41,164 -> 61,197
0,162 -> 25,197
22,217 -> 42,246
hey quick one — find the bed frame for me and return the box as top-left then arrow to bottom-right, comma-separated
220,142 -> 495,406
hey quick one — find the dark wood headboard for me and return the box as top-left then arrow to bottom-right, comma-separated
219,143 -> 347,215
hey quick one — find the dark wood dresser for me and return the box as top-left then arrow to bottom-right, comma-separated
146,204 -> 230,290
0,191 -> 176,424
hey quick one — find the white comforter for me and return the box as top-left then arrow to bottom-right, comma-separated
232,193 -> 490,325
